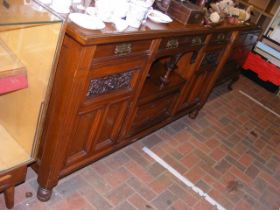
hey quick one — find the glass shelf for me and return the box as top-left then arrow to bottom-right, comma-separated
0,0 -> 62,27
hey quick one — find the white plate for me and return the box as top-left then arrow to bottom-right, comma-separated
69,13 -> 105,30
148,10 -> 172,23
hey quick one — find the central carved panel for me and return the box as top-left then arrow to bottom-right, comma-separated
87,71 -> 133,97
201,51 -> 221,66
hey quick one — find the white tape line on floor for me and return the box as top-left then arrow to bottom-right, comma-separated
239,90 -> 280,119
143,147 -> 227,210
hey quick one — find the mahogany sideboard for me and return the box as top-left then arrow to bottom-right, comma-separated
33,20 -> 261,200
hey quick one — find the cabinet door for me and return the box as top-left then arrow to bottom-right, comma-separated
185,66 -> 215,107
65,98 -> 129,166
217,46 -> 244,84
217,31 -> 260,85
64,57 -> 146,168
184,49 -> 224,108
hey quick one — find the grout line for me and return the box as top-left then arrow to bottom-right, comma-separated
142,147 -> 227,210
239,90 -> 280,119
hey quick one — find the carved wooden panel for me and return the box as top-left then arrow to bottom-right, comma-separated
87,71 -> 133,97
201,51 -> 221,66
65,98 -> 129,166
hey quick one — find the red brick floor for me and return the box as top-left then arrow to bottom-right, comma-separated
1,76 -> 279,210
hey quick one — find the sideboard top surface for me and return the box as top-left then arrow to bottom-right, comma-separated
66,20 -> 260,45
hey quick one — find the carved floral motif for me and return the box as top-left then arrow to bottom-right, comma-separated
87,71 -> 133,97
201,51 -> 221,66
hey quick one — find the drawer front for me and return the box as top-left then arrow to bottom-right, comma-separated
92,40 -> 152,62
131,94 -> 176,133
159,35 -> 206,51
209,32 -> 231,45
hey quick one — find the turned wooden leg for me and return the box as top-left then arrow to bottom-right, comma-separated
189,109 -> 199,119
4,186 -> 14,209
160,53 -> 183,87
37,186 -> 52,202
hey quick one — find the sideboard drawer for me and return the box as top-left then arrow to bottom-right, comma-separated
92,40 -> 152,62
159,35 -> 206,51
209,32 -> 231,45
131,94 -> 176,134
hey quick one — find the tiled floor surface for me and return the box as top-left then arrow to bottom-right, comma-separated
1,76 -> 279,210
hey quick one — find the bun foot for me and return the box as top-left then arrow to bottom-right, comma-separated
37,187 -> 52,202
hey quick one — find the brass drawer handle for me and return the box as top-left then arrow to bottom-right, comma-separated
217,33 -> 225,41
191,36 -> 202,46
114,43 -> 132,56
166,39 -> 179,49
194,13 -> 201,20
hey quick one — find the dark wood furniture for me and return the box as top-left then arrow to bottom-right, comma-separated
33,20 -> 260,201
0,166 -> 27,208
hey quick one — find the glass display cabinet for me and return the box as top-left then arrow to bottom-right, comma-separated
0,0 -> 63,208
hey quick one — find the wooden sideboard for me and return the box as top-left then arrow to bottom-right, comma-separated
33,20 -> 260,201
